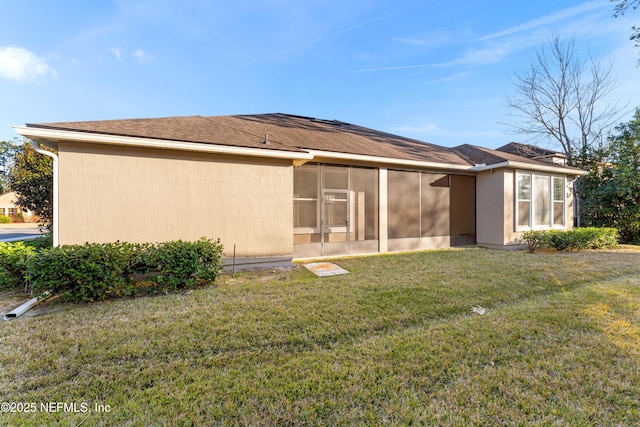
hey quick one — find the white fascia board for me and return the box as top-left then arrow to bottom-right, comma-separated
472,160 -> 588,176
306,149 -> 474,171
13,126 -> 314,161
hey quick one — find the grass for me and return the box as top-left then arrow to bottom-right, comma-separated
1,247 -> 639,426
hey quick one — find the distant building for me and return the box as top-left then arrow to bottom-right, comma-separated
0,192 -> 36,223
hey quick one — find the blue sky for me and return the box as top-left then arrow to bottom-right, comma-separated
0,0 -> 638,149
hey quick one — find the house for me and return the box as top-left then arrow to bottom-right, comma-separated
13,113 -> 587,260
0,191 -> 36,223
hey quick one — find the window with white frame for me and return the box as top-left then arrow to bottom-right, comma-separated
552,177 -> 565,226
516,172 -> 565,230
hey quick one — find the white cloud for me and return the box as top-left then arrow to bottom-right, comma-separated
354,63 -> 440,72
479,0 -> 609,41
394,30 -> 455,47
110,48 -> 122,60
132,48 -> 151,63
394,37 -> 431,46
426,72 -> 472,85
396,121 -> 506,142
0,46 -> 57,82
395,123 -> 442,134
453,42 -> 519,67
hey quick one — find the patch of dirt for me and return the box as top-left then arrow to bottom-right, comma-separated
1,291 -> 65,320
0,291 -> 33,317
601,244 -> 640,253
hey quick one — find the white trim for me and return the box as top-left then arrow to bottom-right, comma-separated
13,126 -> 588,176
13,126 -> 313,161
306,149 -> 473,171
378,168 -> 388,253
473,160 -> 587,176
515,171 -> 567,232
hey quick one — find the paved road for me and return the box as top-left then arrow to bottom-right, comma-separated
0,225 -> 44,242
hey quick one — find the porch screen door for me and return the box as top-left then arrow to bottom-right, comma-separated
322,190 -> 350,256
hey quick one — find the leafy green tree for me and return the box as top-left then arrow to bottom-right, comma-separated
8,143 -> 53,226
0,138 -> 20,194
581,109 -> 640,243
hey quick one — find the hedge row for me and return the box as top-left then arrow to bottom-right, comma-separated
0,241 -> 36,289
0,237 -> 223,302
522,227 -> 618,253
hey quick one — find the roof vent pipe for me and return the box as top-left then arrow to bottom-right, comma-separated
264,134 -> 270,145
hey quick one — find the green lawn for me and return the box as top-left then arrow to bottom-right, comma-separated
1,248 -> 639,426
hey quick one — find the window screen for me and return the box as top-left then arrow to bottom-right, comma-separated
387,170 -> 420,238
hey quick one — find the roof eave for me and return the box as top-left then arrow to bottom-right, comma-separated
13,125 -> 313,161
472,160 -> 588,176
306,149 -> 473,171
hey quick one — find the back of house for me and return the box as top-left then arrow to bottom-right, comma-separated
14,113 -> 586,261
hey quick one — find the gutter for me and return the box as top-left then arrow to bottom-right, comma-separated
13,126 -> 314,162
306,149 -> 473,171
29,140 -> 59,246
13,126 -> 588,177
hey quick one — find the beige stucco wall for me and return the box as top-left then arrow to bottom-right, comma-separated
476,169 -> 523,247
477,168 -> 577,249
57,141 -> 293,257
476,170 -> 505,247
566,177 -> 576,228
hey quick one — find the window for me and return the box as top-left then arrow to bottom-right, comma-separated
516,172 -> 565,230
516,174 -> 531,228
533,175 -> 550,226
553,177 -> 565,226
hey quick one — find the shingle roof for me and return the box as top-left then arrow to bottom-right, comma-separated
453,144 -> 583,173
25,113 -> 584,173
496,142 -> 566,159
27,113 -> 470,165
27,115 -> 307,154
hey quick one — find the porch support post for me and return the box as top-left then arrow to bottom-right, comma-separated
378,167 -> 388,253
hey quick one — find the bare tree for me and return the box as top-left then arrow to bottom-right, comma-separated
505,35 -> 623,167
612,0 -> 640,52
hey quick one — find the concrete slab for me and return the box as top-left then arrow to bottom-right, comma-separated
222,256 -> 293,272
304,262 -> 349,277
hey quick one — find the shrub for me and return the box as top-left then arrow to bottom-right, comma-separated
25,233 -> 53,250
133,237 -> 224,292
0,215 -> 12,223
28,242 -> 138,302
0,241 -> 36,289
545,229 -> 574,251
28,237 -> 223,302
523,227 -> 618,253
521,230 -> 549,253
584,227 -> 618,249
